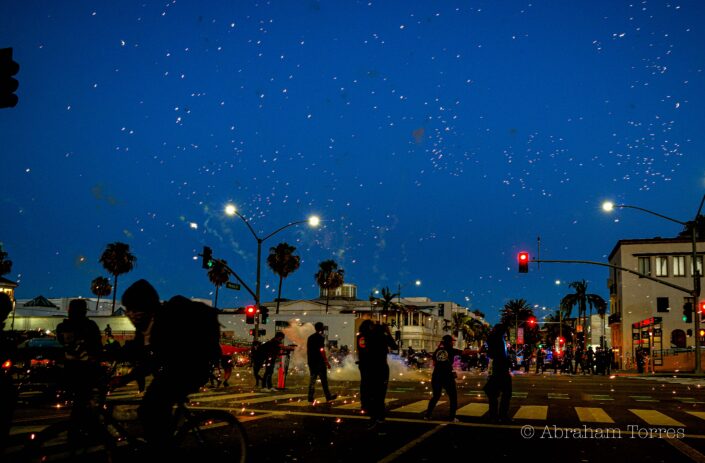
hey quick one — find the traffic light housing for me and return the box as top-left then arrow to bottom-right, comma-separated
260,306 -> 269,324
700,301 -> 705,315
0,48 -> 19,109
202,246 -> 214,269
245,305 -> 257,324
683,302 -> 693,323
518,251 -> 529,273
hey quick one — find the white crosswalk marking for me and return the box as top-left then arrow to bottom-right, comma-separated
188,392 -> 265,403
629,409 -> 685,427
335,398 -> 396,410
393,400 -> 440,413
575,407 -> 614,423
686,411 -> 705,421
513,406 -> 547,420
456,403 -> 489,417
285,396 -> 353,407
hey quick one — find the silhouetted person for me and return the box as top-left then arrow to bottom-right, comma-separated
56,299 -> 103,429
261,332 -> 285,391
251,340 -> 264,387
484,323 -> 512,423
425,335 -> 461,422
115,279 -> 221,452
307,322 -> 337,403
0,293 -> 16,451
357,320 -> 397,428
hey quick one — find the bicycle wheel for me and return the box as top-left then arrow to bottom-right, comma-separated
22,420 -> 112,463
175,409 -> 247,463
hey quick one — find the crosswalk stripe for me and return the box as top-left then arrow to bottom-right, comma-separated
548,393 -> 569,400
285,396 -> 353,407
456,403 -> 489,417
393,400 -> 440,413
575,407 -> 614,423
512,392 -> 528,398
586,395 -> 613,401
629,409 -> 685,427
686,411 -> 705,421
335,398 -> 396,410
9,425 -> 49,436
189,392 -> 265,403
630,396 -> 658,402
241,394 -> 306,404
513,406 -> 547,420
679,398 -> 705,404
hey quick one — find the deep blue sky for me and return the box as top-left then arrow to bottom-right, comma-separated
2,1 -> 704,323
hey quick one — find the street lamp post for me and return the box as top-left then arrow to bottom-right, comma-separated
603,194 -> 705,374
225,204 -> 320,343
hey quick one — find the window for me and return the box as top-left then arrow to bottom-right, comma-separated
657,297 -> 670,313
638,257 -> 651,277
655,256 -> 668,277
673,256 -> 686,277
692,256 -> 704,277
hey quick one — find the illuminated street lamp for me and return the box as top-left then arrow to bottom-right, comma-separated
224,203 -> 321,342
602,195 -> 705,373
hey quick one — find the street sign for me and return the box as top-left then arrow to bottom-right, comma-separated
225,282 -> 241,290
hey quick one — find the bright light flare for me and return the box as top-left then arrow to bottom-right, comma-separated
602,201 -> 615,212
224,204 -> 237,216
308,215 -> 321,227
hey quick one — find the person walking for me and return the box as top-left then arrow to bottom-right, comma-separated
307,322 -> 338,404
261,332 -> 285,391
424,335 -> 461,422
483,323 -> 513,423
535,347 -> 544,374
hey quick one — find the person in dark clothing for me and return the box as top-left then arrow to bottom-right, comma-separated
115,279 -> 221,451
307,322 -> 337,403
425,335 -> 461,422
251,340 -> 264,387
484,323 -> 513,423
535,347 -> 544,374
56,299 -> 104,429
357,320 -> 398,427
261,332 -> 285,391
0,293 -> 16,451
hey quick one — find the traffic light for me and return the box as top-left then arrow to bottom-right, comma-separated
438,303 -> 445,317
518,251 -> 529,273
0,48 -> 19,109
700,301 -> 705,315
558,337 -> 565,345
245,305 -> 257,324
683,302 -> 693,323
527,317 -> 536,327
260,306 -> 269,324
202,246 -> 214,269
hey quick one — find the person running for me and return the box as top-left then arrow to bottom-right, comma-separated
306,322 -> 337,404
357,321 -> 397,428
425,335 -> 461,422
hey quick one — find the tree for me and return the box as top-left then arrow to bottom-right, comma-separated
90,276 -> 112,312
207,259 -> 230,309
560,280 -> 607,349
500,298 -> 539,346
451,312 -> 469,338
0,244 -> 12,276
266,242 -> 301,314
463,318 -> 490,348
543,309 -> 574,347
314,259 -> 344,314
99,242 -> 136,315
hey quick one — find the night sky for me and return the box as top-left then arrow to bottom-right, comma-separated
1,1 -> 704,323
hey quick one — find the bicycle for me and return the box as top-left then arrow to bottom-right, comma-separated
20,374 -> 247,463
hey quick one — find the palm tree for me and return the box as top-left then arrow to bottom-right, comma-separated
90,276 -> 112,312
266,242 -> 301,314
543,309 -> 574,346
0,245 -> 12,276
500,298 -> 539,346
207,259 -> 230,309
560,280 -> 607,348
314,259 -> 344,314
452,312 -> 469,338
379,286 -> 399,318
463,318 -> 490,348
99,242 -> 136,315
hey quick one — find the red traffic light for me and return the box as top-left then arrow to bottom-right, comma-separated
700,301 -> 705,314
246,305 -> 257,315
558,337 -> 565,344
527,317 -> 536,326
518,251 -> 529,273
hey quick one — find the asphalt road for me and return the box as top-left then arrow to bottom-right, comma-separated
6,368 -> 705,463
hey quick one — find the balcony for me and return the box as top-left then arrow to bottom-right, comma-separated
608,313 -> 621,325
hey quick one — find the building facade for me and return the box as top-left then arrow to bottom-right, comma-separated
608,237 -> 704,370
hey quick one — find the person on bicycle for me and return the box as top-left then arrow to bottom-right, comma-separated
55,299 -> 104,426
116,279 -> 221,450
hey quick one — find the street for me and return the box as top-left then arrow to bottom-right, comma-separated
6,368 -> 705,462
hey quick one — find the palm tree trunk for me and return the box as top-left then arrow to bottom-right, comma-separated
111,275 -> 118,315
96,295 -> 101,312
214,285 -> 219,309
325,291 -> 330,314
276,276 -> 283,314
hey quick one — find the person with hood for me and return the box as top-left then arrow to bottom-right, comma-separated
424,334 -> 461,422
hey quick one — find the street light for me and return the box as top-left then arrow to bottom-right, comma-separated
224,203 -> 321,342
602,194 -> 705,373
